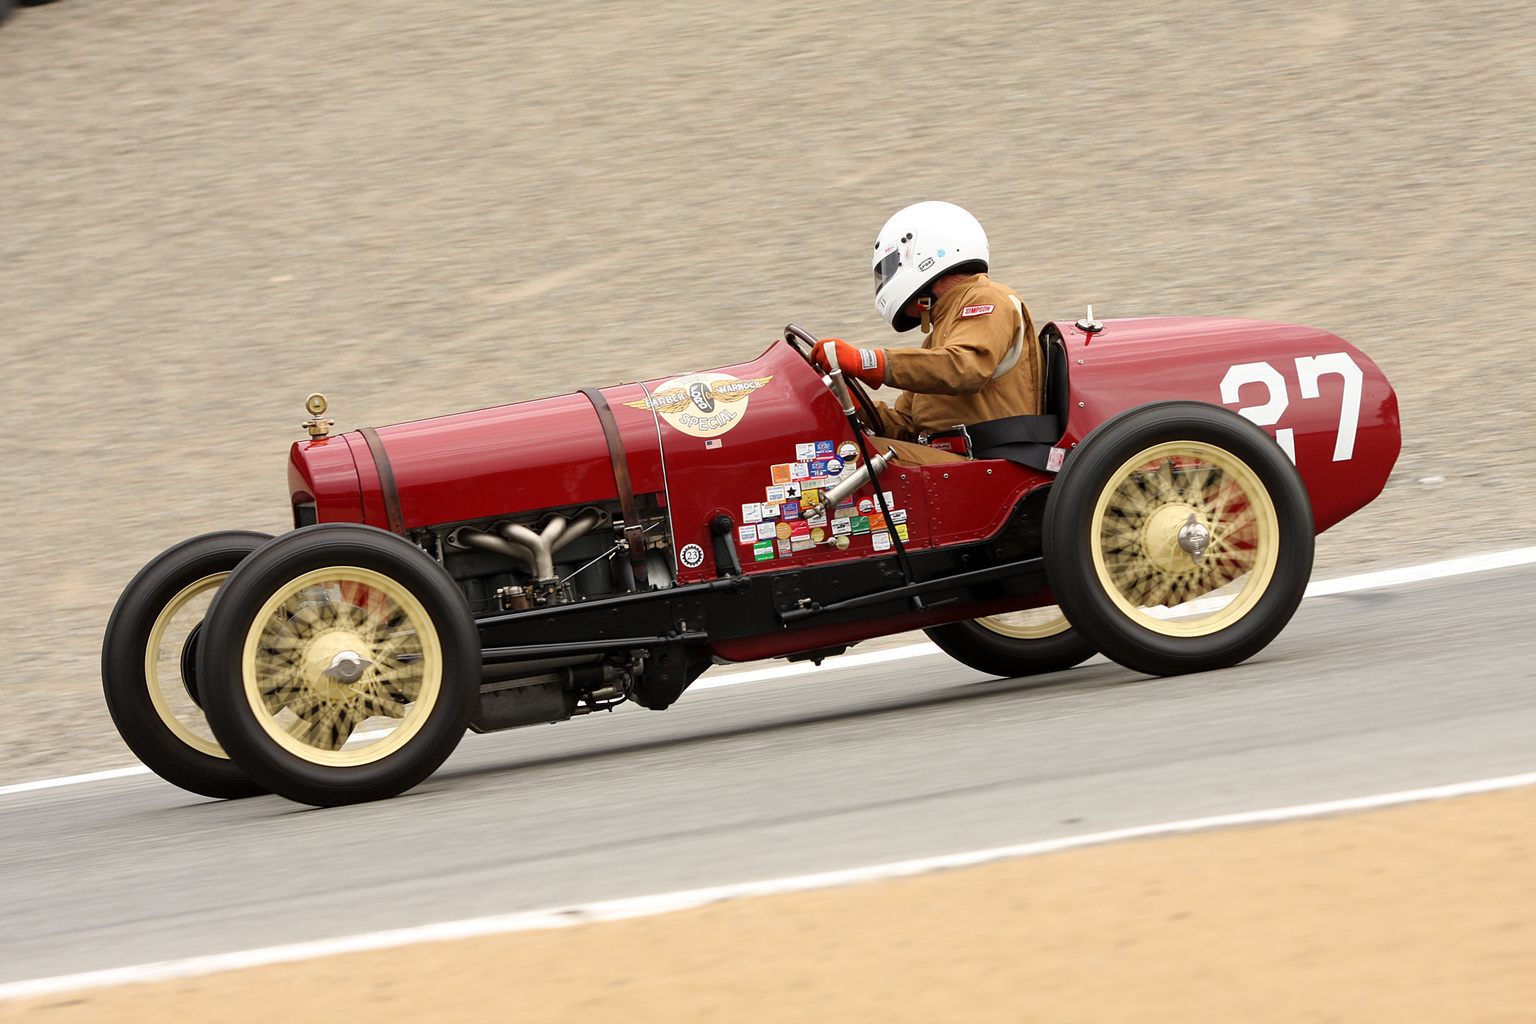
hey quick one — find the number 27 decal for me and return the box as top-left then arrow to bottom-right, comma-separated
1220,352 -> 1363,463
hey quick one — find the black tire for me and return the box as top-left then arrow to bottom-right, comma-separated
0,1 -> 12,26
925,606 -> 1096,678
1043,401 -> 1314,677
101,531 -> 273,799
198,524 -> 481,806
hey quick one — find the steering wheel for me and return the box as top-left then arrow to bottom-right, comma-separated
783,324 -> 883,434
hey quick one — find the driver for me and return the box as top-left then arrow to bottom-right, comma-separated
812,201 -> 1042,466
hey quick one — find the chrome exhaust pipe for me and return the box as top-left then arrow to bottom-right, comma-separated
500,516 -> 566,580
815,447 -> 896,515
552,508 -> 603,554
451,508 -> 606,579
499,507 -> 605,580
450,527 -> 538,571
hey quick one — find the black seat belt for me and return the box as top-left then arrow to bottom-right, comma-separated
965,414 -> 1061,471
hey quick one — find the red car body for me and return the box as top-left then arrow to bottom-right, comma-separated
287,317 -> 1398,666
105,313 -> 1401,807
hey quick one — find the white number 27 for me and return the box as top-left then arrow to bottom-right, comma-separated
1220,352 -> 1363,463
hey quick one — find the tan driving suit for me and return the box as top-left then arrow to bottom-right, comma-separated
870,274 -> 1042,466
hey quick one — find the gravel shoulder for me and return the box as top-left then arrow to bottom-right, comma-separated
4,782 -> 1533,1022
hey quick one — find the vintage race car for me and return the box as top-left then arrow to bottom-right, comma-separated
103,316 -> 1400,806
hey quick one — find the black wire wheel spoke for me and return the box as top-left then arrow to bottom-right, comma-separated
236,566 -> 443,767
1087,441 -> 1282,631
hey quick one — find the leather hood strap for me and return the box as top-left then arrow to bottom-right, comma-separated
358,426 -> 407,535
579,387 -> 650,589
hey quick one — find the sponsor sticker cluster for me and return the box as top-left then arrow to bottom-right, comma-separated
737,439 -> 910,562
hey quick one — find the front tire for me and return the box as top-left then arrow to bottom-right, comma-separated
1044,401 -> 1314,677
925,606 -> 1096,678
101,531 -> 273,799
198,524 -> 481,807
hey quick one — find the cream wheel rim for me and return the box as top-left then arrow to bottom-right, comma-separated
240,566 -> 443,767
974,606 -> 1073,640
144,573 -> 229,759
1090,441 -> 1280,638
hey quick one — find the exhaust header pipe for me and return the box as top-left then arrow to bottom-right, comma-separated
451,507 -> 605,579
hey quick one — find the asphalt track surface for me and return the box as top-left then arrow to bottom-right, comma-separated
3,560 -> 1532,988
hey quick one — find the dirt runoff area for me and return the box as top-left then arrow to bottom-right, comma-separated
3,783 -> 1532,1022
2,0 -> 1536,1018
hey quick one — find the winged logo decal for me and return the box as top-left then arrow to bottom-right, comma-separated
625,374 -> 773,437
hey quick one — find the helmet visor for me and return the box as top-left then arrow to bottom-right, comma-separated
874,249 -> 902,293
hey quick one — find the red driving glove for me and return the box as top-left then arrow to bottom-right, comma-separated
811,338 -> 887,386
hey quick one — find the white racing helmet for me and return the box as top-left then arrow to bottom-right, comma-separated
872,201 -> 990,332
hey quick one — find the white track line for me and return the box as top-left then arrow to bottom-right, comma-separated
1303,545 -> 1536,596
0,766 -> 152,797
692,641 -> 945,690
3,768 -> 1534,1003
5,544 -> 1534,800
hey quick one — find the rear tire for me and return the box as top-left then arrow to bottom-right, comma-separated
199,524 -> 480,806
101,531 -> 272,799
1044,401 -> 1313,677
925,606 -> 1096,678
